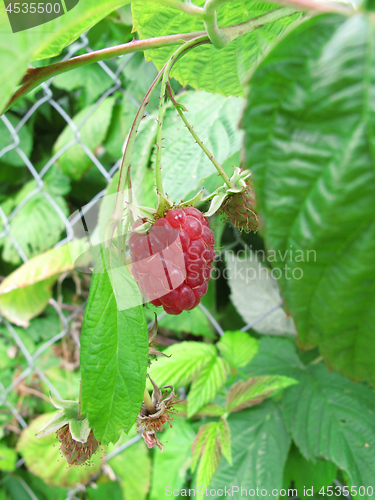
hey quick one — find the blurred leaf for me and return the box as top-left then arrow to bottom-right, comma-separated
0,276 -> 56,327
0,445 -> 17,471
187,357 -> 229,417
154,91 -> 244,202
226,375 -> 298,412
226,252 -> 296,335
0,114 -> 32,166
242,13 -> 375,383
0,0 -> 134,113
80,248 -> 148,444
0,240 -> 85,326
175,401 -> 225,418
87,482 -> 124,500
147,341 -> 217,388
132,1 -> 300,96
283,445 -> 337,495
191,422 -> 221,489
217,331 -> 258,368
149,417 -> 195,500
282,363 -> 375,492
0,240 -> 85,294
16,412 -> 103,487
0,181 -> 69,265
53,96 -> 115,180
147,304 -> 215,338
25,315 -> 61,343
210,401 -> 291,496
110,438 -> 151,500
53,65 -> 114,105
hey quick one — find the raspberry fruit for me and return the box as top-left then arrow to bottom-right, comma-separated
129,207 -> 215,315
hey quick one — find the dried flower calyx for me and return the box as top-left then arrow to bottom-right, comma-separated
148,315 -> 170,362
205,167 -> 259,232
137,376 -> 178,452
35,395 -> 100,466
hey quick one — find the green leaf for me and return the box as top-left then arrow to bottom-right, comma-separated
226,375 -> 298,412
154,91 -> 244,202
109,438 -> 151,500
217,331 -> 259,368
149,417 -> 195,500
187,356 -> 229,417
242,13 -> 375,383
0,113 -> 32,166
53,96 -> 115,180
53,65 -> 114,105
191,422 -> 221,489
80,248 -> 148,444
226,252 -> 296,335
282,363 -> 375,492
175,401 -> 225,418
132,1 -> 300,97
16,412 -> 102,487
283,445 -> 337,495
217,418 -> 232,466
0,0 -> 132,113
0,445 -> 17,472
210,401 -> 291,496
0,182 -> 69,265
245,337 -> 304,378
147,341 -> 217,388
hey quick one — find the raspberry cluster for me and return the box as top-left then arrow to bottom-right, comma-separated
129,207 -> 215,315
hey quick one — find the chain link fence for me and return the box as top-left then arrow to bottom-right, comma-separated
0,29 -> 281,499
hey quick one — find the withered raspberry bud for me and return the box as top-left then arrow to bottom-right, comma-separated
221,180 -> 258,233
205,167 -> 259,233
58,425 -> 99,466
137,376 -> 178,452
35,394 -> 100,466
148,315 -> 170,364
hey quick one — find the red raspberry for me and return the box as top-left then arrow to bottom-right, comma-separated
129,207 -> 215,315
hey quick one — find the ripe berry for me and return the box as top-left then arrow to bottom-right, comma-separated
129,207 -> 215,315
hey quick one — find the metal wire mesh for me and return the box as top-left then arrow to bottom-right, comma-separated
0,30 -> 282,498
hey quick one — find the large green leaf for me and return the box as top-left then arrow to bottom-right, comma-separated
132,1 -> 300,97
282,363 -> 375,494
242,13 -> 375,383
0,0 -> 133,113
155,91 -> 244,202
216,330 -> 259,368
209,401 -> 291,497
147,341 -> 217,388
80,248 -> 148,444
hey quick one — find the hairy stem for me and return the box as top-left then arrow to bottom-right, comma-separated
203,0 -> 232,48
154,35 -> 210,196
105,68 -> 165,246
166,83 -> 234,188
5,7 -> 312,112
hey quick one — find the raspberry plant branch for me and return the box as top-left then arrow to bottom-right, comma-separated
166,83 -> 235,189
6,7 -> 308,113
105,67 -> 166,246
155,35 -> 211,196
